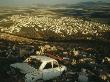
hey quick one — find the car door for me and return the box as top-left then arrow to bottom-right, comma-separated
42,62 -> 54,80
52,61 -> 61,77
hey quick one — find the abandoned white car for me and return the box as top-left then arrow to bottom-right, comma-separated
10,56 -> 67,82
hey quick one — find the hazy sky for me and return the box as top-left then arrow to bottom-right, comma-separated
0,0 -> 109,6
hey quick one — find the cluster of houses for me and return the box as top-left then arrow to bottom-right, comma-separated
0,14 -> 109,38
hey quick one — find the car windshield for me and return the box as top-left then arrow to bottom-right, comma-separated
25,58 -> 42,69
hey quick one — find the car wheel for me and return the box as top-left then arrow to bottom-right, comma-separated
61,71 -> 68,81
36,79 -> 44,82
52,77 -> 61,82
62,71 -> 67,77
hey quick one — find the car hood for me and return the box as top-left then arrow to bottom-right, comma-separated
10,63 -> 37,74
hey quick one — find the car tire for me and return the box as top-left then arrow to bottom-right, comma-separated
62,71 -> 67,76
52,76 -> 61,82
61,71 -> 67,81
36,79 -> 44,82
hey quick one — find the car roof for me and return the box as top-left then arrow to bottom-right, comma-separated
29,56 -> 57,62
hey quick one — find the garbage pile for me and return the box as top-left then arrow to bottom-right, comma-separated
0,40 -> 110,82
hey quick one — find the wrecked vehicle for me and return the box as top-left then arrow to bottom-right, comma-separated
10,56 -> 67,82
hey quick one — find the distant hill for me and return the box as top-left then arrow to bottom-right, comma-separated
67,1 -> 110,8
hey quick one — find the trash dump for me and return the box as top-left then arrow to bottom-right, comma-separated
10,56 -> 67,82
